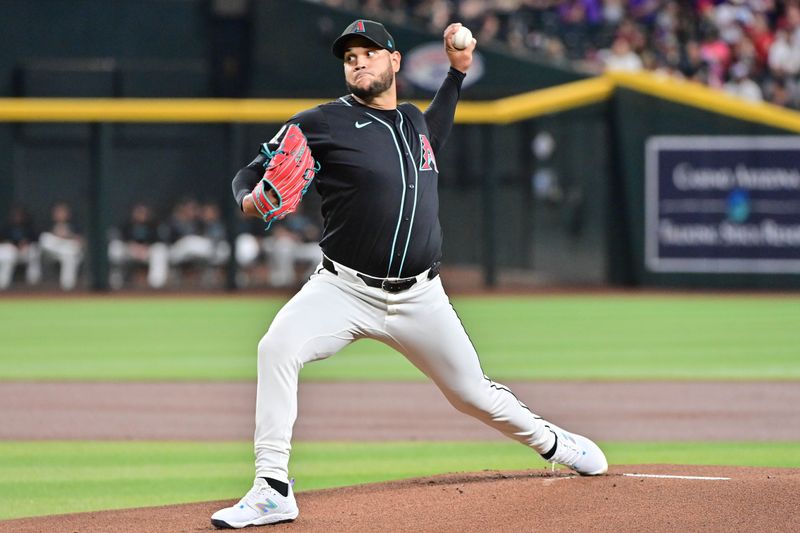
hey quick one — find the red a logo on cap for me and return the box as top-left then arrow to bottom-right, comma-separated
354,20 -> 366,32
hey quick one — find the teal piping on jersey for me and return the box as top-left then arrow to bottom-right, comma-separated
395,110 -> 419,277
339,97 -> 353,106
304,160 -> 321,194
365,111 -> 407,277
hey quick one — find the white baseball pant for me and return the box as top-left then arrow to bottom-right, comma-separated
108,240 -> 170,289
39,232 -> 82,291
0,243 -> 41,289
253,258 -> 556,483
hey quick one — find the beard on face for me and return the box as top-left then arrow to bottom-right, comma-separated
345,61 -> 394,101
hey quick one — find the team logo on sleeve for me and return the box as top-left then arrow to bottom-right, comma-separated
418,134 -> 438,172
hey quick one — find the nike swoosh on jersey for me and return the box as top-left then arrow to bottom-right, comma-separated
355,121 -> 373,129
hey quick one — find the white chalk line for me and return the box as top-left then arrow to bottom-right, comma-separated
542,476 -> 575,485
623,473 -> 731,481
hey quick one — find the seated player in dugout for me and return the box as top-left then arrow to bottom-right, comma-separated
38,202 -> 83,291
107,203 -> 169,289
0,205 -> 41,290
212,19 -> 607,530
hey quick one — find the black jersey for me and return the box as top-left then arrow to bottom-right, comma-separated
233,67 -> 465,278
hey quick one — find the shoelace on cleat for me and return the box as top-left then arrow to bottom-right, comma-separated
240,481 -> 277,508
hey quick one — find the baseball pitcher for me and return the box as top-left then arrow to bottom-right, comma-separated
212,19 -> 607,530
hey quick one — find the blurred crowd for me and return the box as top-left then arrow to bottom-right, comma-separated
316,0 -> 800,107
0,199 -> 321,291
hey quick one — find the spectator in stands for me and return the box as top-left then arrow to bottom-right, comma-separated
779,2 -> 800,39
108,203 -> 169,289
613,16 -> 648,56
558,0 -> 603,58
764,76 -> 794,106
602,0 -> 627,26
747,12 -> 776,70
768,28 -> 800,78
731,33 -> 759,74
599,35 -> 644,70
724,61 -> 764,101
700,25 -> 732,88
711,0 -> 750,46
628,0 -> 662,27
0,206 -> 41,290
678,39 -> 708,80
39,202 -> 83,291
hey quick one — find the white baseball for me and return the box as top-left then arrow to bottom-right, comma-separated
452,26 -> 473,50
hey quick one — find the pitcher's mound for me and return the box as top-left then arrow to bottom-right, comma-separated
2,465 -> 798,532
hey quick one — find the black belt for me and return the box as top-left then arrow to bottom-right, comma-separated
322,257 -> 439,293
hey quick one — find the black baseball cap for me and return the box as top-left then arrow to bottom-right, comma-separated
331,19 -> 396,59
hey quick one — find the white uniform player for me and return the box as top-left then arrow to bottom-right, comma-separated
211,20 -> 607,530
39,203 -> 82,291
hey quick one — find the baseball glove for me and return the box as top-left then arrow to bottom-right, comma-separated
251,124 -> 319,228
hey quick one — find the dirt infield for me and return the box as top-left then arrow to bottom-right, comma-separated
2,381 -> 799,441
2,466 -> 798,532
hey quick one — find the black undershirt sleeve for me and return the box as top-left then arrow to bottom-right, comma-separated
231,154 -> 269,210
423,67 -> 466,153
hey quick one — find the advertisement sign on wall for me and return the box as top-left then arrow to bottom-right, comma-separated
401,42 -> 484,92
645,136 -> 800,273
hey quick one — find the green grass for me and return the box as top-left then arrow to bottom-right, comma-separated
0,440 -> 798,520
0,296 -> 799,380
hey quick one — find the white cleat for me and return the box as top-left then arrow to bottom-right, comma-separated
211,478 -> 299,529
542,423 -> 608,476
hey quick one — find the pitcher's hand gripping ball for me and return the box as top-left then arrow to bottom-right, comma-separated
452,26 -> 473,49
251,124 -> 319,228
